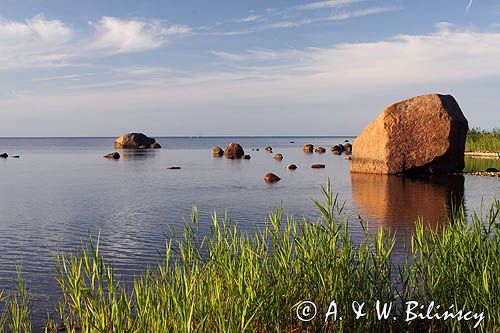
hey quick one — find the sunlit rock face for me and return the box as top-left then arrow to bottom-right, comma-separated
351,94 -> 468,175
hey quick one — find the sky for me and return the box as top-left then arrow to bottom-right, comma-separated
1,0 -> 499,137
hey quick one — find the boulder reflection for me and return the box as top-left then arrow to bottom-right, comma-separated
350,173 -> 465,235
118,149 -> 159,160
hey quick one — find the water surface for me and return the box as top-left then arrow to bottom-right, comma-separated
0,137 -> 498,328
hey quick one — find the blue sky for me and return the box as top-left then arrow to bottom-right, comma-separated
1,0 -> 499,136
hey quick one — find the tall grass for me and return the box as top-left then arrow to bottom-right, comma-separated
0,183 -> 499,332
466,127 -> 500,153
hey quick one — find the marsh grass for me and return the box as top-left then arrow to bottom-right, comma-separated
466,127 -> 500,153
0,182 -> 499,332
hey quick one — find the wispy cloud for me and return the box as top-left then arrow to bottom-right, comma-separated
88,17 -> 191,55
297,0 -> 367,10
0,15 -> 192,70
233,15 -> 263,23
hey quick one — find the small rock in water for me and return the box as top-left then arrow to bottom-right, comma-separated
104,152 -> 120,159
243,155 -> 251,159
290,141 -> 295,143
212,146 -> 224,157
12,156 -> 20,158
486,167 -> 499,172
287,164 -> 297,170
314,147 -> 326,153
303,144 -> 314,153
167,166 -> 181,170
346,156 -> 352,160
256,148 -> 260,151
311,164 -> 325,169
224,143 -> 245,159
0,153 -> 8,158
264,173 -> 281,183
265,146 -> 273,153
344,140 -> 349,142
151,142 -> 162,149
274,153 -> 283,161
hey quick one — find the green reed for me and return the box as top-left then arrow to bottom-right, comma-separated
466,127 -> 500,153
0,182 -> 498,332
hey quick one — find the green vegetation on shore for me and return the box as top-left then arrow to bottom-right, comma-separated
0,184 -> 499,332
466,127 -> 500,153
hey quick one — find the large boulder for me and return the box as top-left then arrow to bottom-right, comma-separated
351,94 -> 468,175
224,143 -> 245,159
114,133 -> 160,149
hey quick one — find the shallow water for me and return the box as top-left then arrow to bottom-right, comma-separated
0,137 -> 498,328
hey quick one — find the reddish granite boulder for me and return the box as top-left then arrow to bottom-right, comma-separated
224,143 -> 245,159
350,94 -> 468,175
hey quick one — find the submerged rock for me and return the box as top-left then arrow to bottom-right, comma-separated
264,173 -> 281,183
104,152 -> 120,159
311,164 -> 326,169
224,143 -> 245,159
114,133 -> 160,149
351,94 -> 468,175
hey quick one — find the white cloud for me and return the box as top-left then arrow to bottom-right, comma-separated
234,15 -> 262,23
88,16 -> 191,55
0,15 -> 191,70
0,15 -> 74,69
297,0 -> 367,10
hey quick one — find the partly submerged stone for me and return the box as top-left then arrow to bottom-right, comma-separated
264,173 -> 281,183
224,143 -> 245,159
114,133 -> 159,149
350,94 -> 468,175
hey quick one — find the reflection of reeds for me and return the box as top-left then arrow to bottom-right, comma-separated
466,128 -> 500,153
1,182 -> 499,332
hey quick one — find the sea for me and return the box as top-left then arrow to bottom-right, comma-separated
0,136 -> 498,329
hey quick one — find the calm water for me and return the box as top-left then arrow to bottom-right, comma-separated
0,137 -> 499,328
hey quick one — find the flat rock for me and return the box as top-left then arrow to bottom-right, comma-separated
311,164 -> 325,169
104,152 -> 120,159
351,94 -> 468,175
